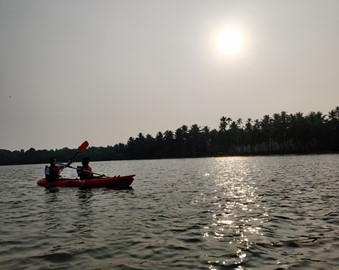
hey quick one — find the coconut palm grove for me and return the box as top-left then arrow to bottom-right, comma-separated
1,106 -> 338,165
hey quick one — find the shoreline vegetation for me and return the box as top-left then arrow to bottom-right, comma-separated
1,106 -> 338,166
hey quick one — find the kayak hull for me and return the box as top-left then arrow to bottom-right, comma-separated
37,175 -> 135,189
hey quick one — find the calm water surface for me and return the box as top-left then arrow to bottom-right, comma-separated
0,155 -> 338,269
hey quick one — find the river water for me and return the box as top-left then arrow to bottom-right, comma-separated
0,155 -> 338,270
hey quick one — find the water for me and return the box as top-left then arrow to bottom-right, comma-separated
0,155 -> 338,270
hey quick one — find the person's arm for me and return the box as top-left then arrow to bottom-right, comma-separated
89,166 -> 94,178
65,159 -> 73,168
45,166 -> 50,177
57,164 -> 66,172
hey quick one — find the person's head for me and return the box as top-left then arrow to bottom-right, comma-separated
82,157 -> 90,166
49,157 -> 56,165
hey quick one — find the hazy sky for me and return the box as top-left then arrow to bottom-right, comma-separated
1,0 -> 339,151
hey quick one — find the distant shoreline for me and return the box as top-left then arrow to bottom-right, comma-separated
1,106 -> 338,166
1,150 -> 338,166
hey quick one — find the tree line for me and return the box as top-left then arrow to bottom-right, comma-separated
1,106 -> 338,165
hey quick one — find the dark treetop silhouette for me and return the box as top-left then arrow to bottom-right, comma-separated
1,106 -> 338,165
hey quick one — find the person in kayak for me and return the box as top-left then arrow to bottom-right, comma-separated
45,157 -> 64,181
77,157 -> 94,180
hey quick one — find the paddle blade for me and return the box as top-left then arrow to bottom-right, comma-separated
78,141 -> 89,152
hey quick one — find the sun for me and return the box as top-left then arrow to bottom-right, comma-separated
217,29 -> 242,55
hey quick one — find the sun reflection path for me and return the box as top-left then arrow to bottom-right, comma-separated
198,157 -> 269,268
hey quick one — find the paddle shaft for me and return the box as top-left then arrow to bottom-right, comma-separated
56,162 -> 105,177
65,141 -> 89,167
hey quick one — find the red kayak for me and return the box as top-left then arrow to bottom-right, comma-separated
37,175 -> 135,189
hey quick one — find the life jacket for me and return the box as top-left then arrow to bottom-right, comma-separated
45,165 -> 60,181
77,166 -> 93,180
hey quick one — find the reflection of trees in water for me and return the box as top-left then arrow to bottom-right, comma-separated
41,188 -> 96,254
43,189 -> 62,234
73,189 -> 94,238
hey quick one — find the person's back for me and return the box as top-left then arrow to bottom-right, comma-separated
45,157 -> 61,182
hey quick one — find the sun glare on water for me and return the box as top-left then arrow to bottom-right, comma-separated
217,29 -> 242,55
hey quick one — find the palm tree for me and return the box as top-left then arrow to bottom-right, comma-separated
307,111 -> 325,150
271,112 -> 290,152
188,124 -> 202,156
327,106 -> 339,150
289,112 -> 306,151
228,120 -> 241,153
260,114 -> 273,152
163,130 -> 175,157
175,125 -> 189,157
219,116 -> 232,132
242,118 -> 253,152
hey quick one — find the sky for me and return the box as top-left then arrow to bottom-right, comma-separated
1,0 -> 339,151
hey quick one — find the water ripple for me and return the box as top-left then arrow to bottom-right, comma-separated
0,155 -> 338,269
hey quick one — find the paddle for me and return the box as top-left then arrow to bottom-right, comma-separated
56,162 -> 106,178
45,141 -> 89,182
72,164 -> 105,178
65,141 -> 89,168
